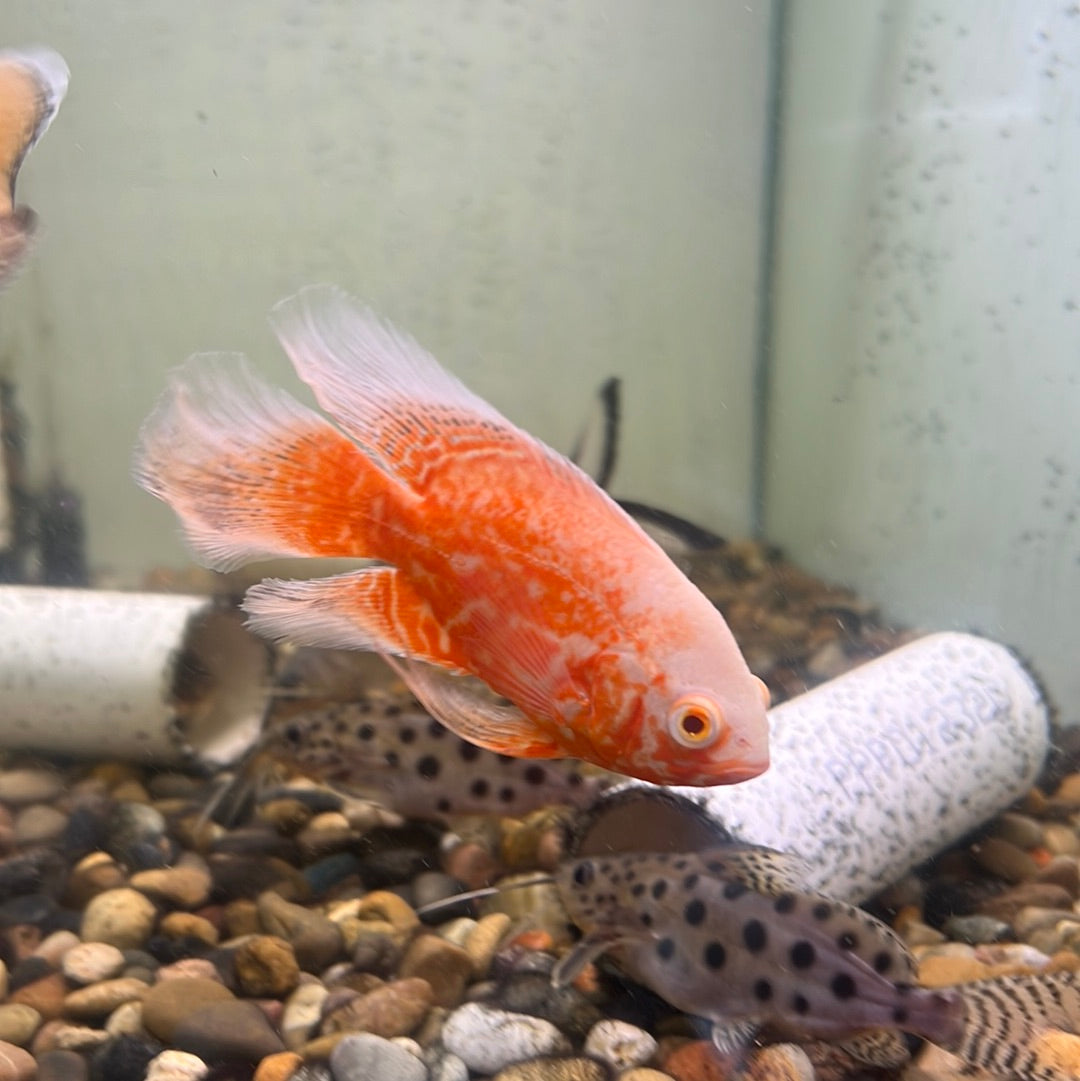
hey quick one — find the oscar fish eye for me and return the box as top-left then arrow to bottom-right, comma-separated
667,696 -> 726,749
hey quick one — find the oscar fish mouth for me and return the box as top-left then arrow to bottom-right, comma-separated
675,751 -> 770,787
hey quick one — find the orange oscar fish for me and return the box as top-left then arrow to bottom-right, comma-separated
0,48 -> 69,289
134,286 -> 771,786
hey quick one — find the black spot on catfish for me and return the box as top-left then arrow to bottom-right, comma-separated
723,881 -> 747,901
631,883 -> 646,898
703,941 -> 726,969
573,862 -> 594,887
460,743 -> 481,763
837,931 -> 858,951
640,912 -> 653,928
684,899 -> 706,926
682,873 -> 699,890
657,937 -> 675,961
812,902 -> 832,921
385,751 -> 400,767
831,973 -> 857,999
651,880 -> 668,901
743,920 -> 767,953
416,755 -> 440,780
790,940 -> 815,969
470,779 -> 489,798
436,798 -> 452,814
524,765 -> 546,785
427,720 -> 447,739
873,951 -> 893,974
753,979 -> 772,1002
774,893 -> 797,914
792,993 -> 810,1015
399,727 -> 416,744
357,724 -> 375,741
893,1005 -> 909,1024
496,753 -> 514,765
498,786 -> 515,803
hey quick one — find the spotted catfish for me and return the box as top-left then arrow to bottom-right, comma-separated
248,696 -> 616,821
551,845 -> 1080,1080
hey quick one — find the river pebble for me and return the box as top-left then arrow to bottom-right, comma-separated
60,942 -> 124,985
584,1019 -> 658,1070
144,1048 -> 209,1081
329,1032 -> 427,1081
441,1002 -> 571,1073
80,888 -> 157,950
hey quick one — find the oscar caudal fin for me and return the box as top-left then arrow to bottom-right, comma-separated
133,352 -> 404,571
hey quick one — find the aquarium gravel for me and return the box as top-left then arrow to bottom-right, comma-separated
0,538 -> 1074,1081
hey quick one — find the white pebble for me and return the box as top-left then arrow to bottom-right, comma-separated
62,942 -> 126,984
441,1002 -> 571,1073
330,1033 -> 427,1081
146,1049 -> 209,1081
584,1019 -> 658,1069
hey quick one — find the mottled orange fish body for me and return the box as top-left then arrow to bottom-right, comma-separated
0,47 -> 69,289
135,286 -> 770,786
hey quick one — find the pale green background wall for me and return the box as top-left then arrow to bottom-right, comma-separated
5,1 -> 1080,715
767,2 -> 1080,709
0,0 -> 772,580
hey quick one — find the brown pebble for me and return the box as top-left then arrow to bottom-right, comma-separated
257,891 -> 343,972
141,977 -> 235,1042
43,1024 -> 110,1053
1055,773 -> 1080,803
352,891 -> 420,938
253,1050 -> 303,1081
917,954 -> 992,987
320,977 -> 432,1039
745,1044 -> 816,1081
991,812 -> 1046,850
155,958 -> 222,983
172,999 -> 285,1062
979,881 -> 1075,922
492,1056 -> 610,1081
63,852 -> 126,909
398,934 -> 473,1008
970,837 -> 1040,882
464,913 -> 513,979
80,887 -> 157,950
0,1004 -> 41,1048
9,971 -> 67,1021
1036,857 -> 1080,897
258,798 -> 314,835
35,1048 -> 89,1081
35,932 -> 81,970
62,977 -> 147,1020
1043,823 -> 1080,857
234,936 -> 301,998
443,841 -> 499,890
0,1038 -> 37,1081
159,912 -> 219,946
224,899 -> 261,939
130,854 -> 212,910
663,1039 -> 730,1081
2,928 -> 40,965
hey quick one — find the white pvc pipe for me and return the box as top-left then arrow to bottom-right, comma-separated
0,587 -> 272,765
661,632 -> 1049,901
